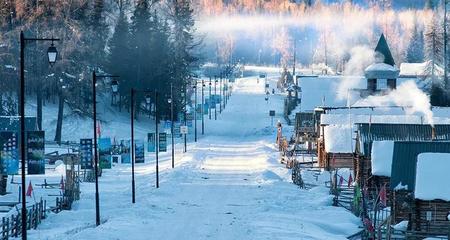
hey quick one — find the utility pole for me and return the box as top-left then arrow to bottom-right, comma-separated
444,0 -> 448,88
293,39 -> 296,76
214,77 -> 217,120
170,83 -> 174,168
184,83 -> 187,152
201,80 -> 205,135
209,77 -> 212,120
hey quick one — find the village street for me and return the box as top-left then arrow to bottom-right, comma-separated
25,76 -> 360,240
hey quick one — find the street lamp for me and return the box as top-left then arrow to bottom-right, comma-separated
92,71 -> 119,226
168,83 -> 174,168
209,78 -> 212,120
193,83 -> 197,142
19,31 -> 59,240
130,89 -> 159,193
183,83 -> 187,152
111,80 -> 119,106
201,80 -> 205,135
214,77 -> 218,120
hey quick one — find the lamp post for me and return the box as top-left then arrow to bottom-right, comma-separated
214,76 -> 217,120
168,83 -> 174,168
219,75 -> 223,113
201,80 -> 205,135
19,31 -> 59,240
184,83 -> 187,152
193,83 -> 197,142
92,71 -> 119,226
209,77 -> 212,120
130,89 -> 159,190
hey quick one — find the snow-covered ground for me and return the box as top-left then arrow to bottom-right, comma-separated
19,76 -> 360,239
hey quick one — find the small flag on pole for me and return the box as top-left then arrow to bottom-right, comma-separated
26,181 -> 33,197
379,183 -> 387,207
339,176 -> 344,186
97,120 -> 101,137
348,174 -> 353,187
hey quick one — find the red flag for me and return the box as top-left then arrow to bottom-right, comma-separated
379,183 -> 387,207
26,181 -> 33,197
339,176 -> 344,186
60,176 -> 65,192
363,217 -> 374,233
348,174 -> 353,187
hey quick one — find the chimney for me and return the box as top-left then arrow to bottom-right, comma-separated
431,126 -> 436,141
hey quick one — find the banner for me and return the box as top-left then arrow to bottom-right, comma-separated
0,132 -> 18,175
159,133 -> 167,152
147,133 -> 156,152
26,131 -> 45,175
80,139 -> 93,169
120,140 -> 131,164
135,140 -> 145,163
98,138 -> 112,169
174,122 -> 181,137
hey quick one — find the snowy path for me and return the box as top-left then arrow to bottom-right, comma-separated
27,76 -> 360,240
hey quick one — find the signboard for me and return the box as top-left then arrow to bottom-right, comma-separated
159,133 -> 167,152
174,122 -> 181,137
180,126 -> 188,134
98,138 -> 112,169
135,140 -> 145,163
80,138 -> 93,169
0,132 -> 18,175
147,133 -> 156,152
120,140 -> 131,163
26,131 -> 45,175
269,110 -> 275,117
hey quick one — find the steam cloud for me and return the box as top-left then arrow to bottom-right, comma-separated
355,81 -> 435,125
337,46 -> 375,101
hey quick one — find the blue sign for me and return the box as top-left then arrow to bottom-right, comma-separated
27,131 -> 45,175
147,133 -> 156,152
159,133 -> 167,152
0,132 -> 18,175
98,138 -> 112,169
120,140 -> 131,164
135,140 -> 145,163
80,138 -> 93,169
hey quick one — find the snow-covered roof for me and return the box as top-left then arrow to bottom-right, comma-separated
364,63 -> 400,79
324,125 -> 354,153
320,114 -> 450,126
371,141 -> 394,177
399,61 -> 443,77
415,153 -> 450,201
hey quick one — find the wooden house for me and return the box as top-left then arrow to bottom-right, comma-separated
389,142 -> 450,237
354,124 -> 450,191
412,152 -> 450,237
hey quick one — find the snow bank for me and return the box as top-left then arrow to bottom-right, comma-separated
371,141 -> 394,177
324,125 -> 353,153
320,113 -> 450,126
415,153 -> 450,201
399,62 -> 427,76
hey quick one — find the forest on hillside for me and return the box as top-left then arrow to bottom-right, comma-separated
0,0 -> 201,142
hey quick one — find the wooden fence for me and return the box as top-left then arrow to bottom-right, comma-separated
0,197 -> 69,240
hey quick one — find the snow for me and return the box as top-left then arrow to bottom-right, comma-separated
364,63 -> 399,79
320,113 -> 450,126
399,62 -> 427,76
371,141 -> 394,177
324,125 -> 354,153
415,153 -> 450,201
365,63 -> 399,72
394,182 -> 408,191
18,75 -> 360,239
393,220 -> 408,231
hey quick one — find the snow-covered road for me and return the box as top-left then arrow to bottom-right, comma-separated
27,76 -> 360,240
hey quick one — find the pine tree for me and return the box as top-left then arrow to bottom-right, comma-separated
169,0 -> 199,119
107,1 -> 131,110
406,26 -> 425,63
